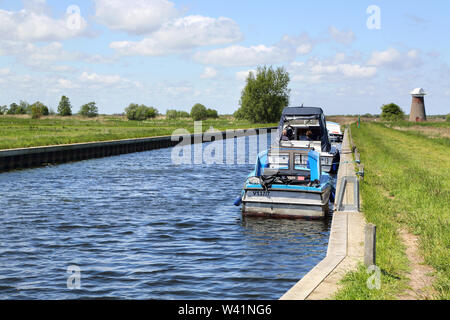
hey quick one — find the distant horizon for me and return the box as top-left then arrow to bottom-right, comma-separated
1,1 -> 449,116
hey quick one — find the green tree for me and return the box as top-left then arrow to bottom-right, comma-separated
125,104 -> 158,120
166,109 -> 179,119
7,103 -> 19,114
79,102 -> 99,117
206,108 -> 219,119
178,111 -> 190,118
6,102 -> 27,114
30,102 -> 49,117
233,107 -> 245,120
19,101 -> 30,114
57,96 -> 72,116
31,105 -> 42,119
0,105 -> 7,115
190,103 -> 208,121
446,114 -> 450,122
235,65 -> 290,123
166,109 -> 190,119
381,103 -> 404,121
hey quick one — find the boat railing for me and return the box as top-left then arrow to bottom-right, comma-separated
264,148 -> 321,180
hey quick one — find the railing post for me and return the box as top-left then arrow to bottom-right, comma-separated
364,224 -> 377,267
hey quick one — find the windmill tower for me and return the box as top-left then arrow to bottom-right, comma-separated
409,88 -> 427,122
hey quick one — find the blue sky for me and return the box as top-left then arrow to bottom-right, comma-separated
0,0 -> 449,115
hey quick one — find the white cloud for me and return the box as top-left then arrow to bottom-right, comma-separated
195,45 -> 290,67
79,72 -> 122,85
156,81 -> 193,97
78,72 -> 143,90
328,26 -> 355,45
236,69 -> 256,81
194,32 -> 314,67
94,0 -> 178,34
277,33 -> 315,55
110,15 -> 242,56
290,59 -> 377,83
0,41 -> 83,72
297,44 -> 313,55
367,48 -> 422,69
0,4 -> 88,42
201,67 -> 218,79
56,78 -> 80,89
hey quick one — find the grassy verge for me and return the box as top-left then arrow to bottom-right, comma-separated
0,115 -> 277,150
334,122 -> 449,300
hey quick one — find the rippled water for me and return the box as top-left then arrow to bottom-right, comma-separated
0,134 -> 334,299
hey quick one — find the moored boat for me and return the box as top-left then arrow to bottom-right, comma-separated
326,121 -> 343,142
234,106 -> 339,219
277,106 -> 340,173
239,147 -> 334,219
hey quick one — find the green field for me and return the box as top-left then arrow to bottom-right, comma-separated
0,115 -> 277,150
334,122 -> 449,300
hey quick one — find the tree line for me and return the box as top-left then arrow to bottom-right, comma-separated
124,103 -> 219,121
0,96 -> 98,118
0,95 -> 220,121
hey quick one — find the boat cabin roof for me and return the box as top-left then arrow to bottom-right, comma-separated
281,106 -> 324,117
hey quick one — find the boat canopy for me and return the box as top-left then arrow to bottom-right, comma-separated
276,106 -> 331,152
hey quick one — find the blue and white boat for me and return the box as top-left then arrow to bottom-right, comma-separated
238,147 -> 334,219
276,106 -> 340,173
235,106 -> 337,219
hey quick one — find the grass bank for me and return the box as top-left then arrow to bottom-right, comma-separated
0,115 -> 277,150
334,122 -> 449,300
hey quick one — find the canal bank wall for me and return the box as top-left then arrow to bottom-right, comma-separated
0,127 -> 277,173
280,127 -> 367,300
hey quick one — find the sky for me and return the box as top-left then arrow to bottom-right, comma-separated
0,0 -> 449,115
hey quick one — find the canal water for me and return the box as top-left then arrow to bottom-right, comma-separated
0,134 -> 334,299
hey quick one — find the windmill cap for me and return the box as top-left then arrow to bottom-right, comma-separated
410,88 -> 426,96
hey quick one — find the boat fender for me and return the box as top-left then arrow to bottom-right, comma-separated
330,190 -> 335,203
233,196 -> 242,206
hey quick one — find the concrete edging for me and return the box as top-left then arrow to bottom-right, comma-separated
0,127 -> 277,172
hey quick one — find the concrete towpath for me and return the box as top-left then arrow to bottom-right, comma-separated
281,127 -> 367,300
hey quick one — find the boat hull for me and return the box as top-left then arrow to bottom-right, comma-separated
242,186 -> 331,219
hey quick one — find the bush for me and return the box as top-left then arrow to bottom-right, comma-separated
166,109 -> 178,119
178,111 -> 190,118
206,108 -> 219,119
446,114 -> 450,122
30,102 -> 49,118
125,104 -> 158,120
235,65 -> 290,123
31,105 -> 42,119
6,103 -> 19,114
167,110 -> 191,119
6,102 -> 28,114
79,102 -> 98,117
58,96 -> 72,116
190,103 -> 208,121
381,103 -> 404,121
